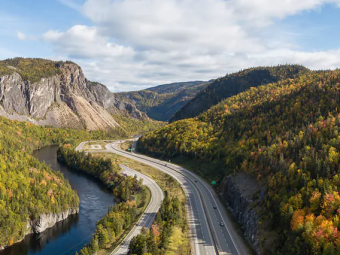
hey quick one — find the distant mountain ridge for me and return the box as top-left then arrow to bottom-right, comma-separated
170,65 -> 309,122
0,58 -> 150,131
119,80 -> 211,121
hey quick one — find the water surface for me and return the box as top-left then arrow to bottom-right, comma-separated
1,146 -> 114,255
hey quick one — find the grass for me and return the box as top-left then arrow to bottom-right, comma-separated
118,141 -> 133,152
101,152 -> 185,203
82,141 -> 108,150
94,151 -> 189,254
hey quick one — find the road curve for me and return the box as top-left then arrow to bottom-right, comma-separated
106,140 -> 250,255
111,165 -> 164,255
77,140 -> 249,255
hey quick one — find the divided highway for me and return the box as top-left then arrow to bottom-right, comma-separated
106,140 -> 249,255
77,140 -> 249,255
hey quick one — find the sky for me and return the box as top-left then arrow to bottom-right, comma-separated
1,0 -> 340,92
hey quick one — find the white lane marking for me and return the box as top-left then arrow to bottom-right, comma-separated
110,165 -> 163,255
173,164 -> 242,255
108,143 -> 204,255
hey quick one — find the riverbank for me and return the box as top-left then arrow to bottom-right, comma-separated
57,146 -> 153,255
0,145 -> 116,255
96,151 -> 190,255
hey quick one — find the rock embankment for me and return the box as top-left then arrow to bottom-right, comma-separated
221,173 -> 262,254
29,208 -> 79,234
0,208 -> 79,250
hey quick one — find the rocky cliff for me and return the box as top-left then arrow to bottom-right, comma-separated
0,208 -> 79,250
29,208 -> 79,234
221,173 -> 262,254
0,58 -> 147,130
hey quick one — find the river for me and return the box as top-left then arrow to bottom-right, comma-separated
0,146 -> 115,255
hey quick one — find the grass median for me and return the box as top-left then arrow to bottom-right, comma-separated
96,151 -> 190,255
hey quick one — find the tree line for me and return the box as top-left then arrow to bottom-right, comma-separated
57,147 -> 151,255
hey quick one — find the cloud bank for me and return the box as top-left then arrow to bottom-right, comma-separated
44,0 -> 340,91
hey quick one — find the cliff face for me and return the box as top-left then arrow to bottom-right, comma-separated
221,173 -> 262,254
0,208 -> 80,250
29,208 -> 79,234
0,61 -> 146,130
88,81 -> 146,119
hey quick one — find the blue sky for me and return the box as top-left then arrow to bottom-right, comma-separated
1,0 -> 340,92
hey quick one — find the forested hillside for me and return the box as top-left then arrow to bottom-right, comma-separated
0,116 -> 120,249
138,69 -> 340,254
119,81 -> 210,121
0,57 -> 62,83
170,65 -> 309,122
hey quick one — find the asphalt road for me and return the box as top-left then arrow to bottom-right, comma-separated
111,165 -> 164,255
76,140 -> 250,255
105,140 -> 250,255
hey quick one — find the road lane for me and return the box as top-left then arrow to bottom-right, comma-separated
109,140 -> 249,255
111,165 -> 164,255
77,139 -> 249,255
107,141 -> 217,255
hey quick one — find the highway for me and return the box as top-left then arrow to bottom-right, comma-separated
77,139 -> 249,255
106,140 -> 249,255
111,165 -> 164,255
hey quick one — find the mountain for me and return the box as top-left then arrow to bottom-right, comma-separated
119,81 -> 211,121
138,69 -> 340,254
169,65 -> 309,122
0,58 -> 154,132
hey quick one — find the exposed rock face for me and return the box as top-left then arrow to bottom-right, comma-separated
88,81 -> 147,119
29,208 -> 79,234
221,173 -> 261,254
0,208 -> 80,250
0,62 -> 146,130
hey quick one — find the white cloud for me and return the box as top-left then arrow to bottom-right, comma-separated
43,25 -> 135,60
17,32 -> 36,41
42,0 -> 340,91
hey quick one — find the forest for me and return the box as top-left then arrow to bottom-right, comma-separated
114,113 -> 165,135
0,57 -> 64,83
57,148 -> 149,255
170,64 -> 309,122
128,193 -> 188,255
76,193 -> 148,255
0,116 -> 117,249
138,69 -> 340,254
119,81 -> 209,121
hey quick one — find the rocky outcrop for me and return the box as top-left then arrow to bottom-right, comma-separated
0,208 -> 79,250
29,208 -> 79,234
87,81 -> 147,120
0,60 -> 147,130
221,173 -> 262,254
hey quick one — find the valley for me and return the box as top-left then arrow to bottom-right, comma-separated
1,57 -> 339,255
